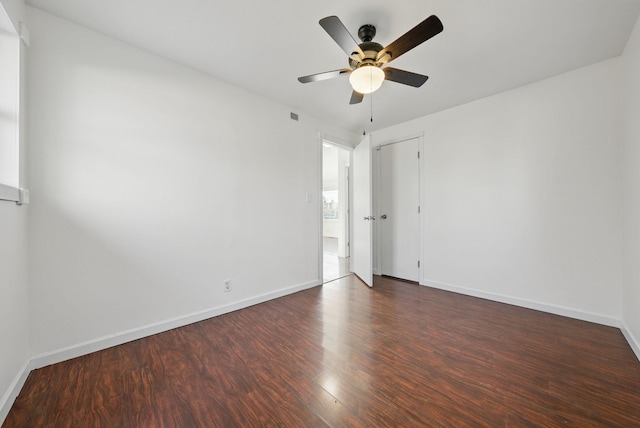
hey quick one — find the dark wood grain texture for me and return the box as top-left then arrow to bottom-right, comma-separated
4,274 -> 640,427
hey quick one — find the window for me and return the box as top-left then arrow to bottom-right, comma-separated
0,3 -> 21,202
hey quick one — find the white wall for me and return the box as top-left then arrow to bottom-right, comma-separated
26,7 -> 356,357
372,58 -> 623,324
0,203 -> 29,422
0,0 -> 29,422
622,15 -> 640,357
0,0 -> 23,29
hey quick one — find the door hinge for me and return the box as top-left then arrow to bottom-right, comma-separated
418,206 -> 421,213
418,151 -> 420,159
418,260 -> 420,268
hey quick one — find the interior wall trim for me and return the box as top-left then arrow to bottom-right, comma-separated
29,279 -> 321,370
0,359 -> 30,425
621,321 -> 640,362
422,278 -> 619,327
421,279 -> 631,345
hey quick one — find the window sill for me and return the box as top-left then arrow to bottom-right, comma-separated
0,183 -> 20,203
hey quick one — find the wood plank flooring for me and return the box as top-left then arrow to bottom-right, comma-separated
4,275 -> 640,427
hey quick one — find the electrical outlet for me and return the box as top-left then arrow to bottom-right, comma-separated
223,279 -> 232,292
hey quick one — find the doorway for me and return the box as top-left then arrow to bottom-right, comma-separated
322,141 -> 351,282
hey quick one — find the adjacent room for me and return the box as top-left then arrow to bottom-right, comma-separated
322,141 -> 350,283
2,0 -> 640,425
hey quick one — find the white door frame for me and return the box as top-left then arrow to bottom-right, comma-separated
318,134 -> 354,284
373,133 -> 425,283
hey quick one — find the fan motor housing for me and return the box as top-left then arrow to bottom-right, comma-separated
349,25 -> 384,69
349,41 -> 384,68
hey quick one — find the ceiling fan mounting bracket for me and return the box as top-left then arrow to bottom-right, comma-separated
358,24 -> 376,42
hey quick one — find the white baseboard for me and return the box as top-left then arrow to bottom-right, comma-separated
0,358 -> 30,425
421,279 -> 620,328
30,279 -> 321,370
621,321 -> 640,363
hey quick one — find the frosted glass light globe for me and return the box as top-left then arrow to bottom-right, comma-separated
349,65 -> 384,94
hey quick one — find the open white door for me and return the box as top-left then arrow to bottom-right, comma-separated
352,135 -> 373,287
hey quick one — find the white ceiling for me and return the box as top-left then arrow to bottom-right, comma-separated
25,0 -> 640,133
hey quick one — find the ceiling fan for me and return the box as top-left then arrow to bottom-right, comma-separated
298,15 -> 444,104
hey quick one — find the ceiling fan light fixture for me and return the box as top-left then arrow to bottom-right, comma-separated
349,65 -> 384,94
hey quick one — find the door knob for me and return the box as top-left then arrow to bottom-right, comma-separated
364,216 -> 370,220
381,214 -> 388,219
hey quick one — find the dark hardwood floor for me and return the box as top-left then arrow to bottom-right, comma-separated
4,275 -> 640,427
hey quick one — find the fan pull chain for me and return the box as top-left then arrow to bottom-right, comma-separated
370,94 -> 374,123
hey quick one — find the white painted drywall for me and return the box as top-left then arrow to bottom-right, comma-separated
622,15 -> 640,355
372,58 -> 623,323
0,204 -> 29,421
0,0 -> 29,422
0,0 -> 23,29
26,7 -> 356,356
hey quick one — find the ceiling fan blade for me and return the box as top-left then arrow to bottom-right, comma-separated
349,91 -> 364,105
383,67 -> 429,87
377,15 -> 443,63
320,16 -> 365,58
298,69 -> 351,83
